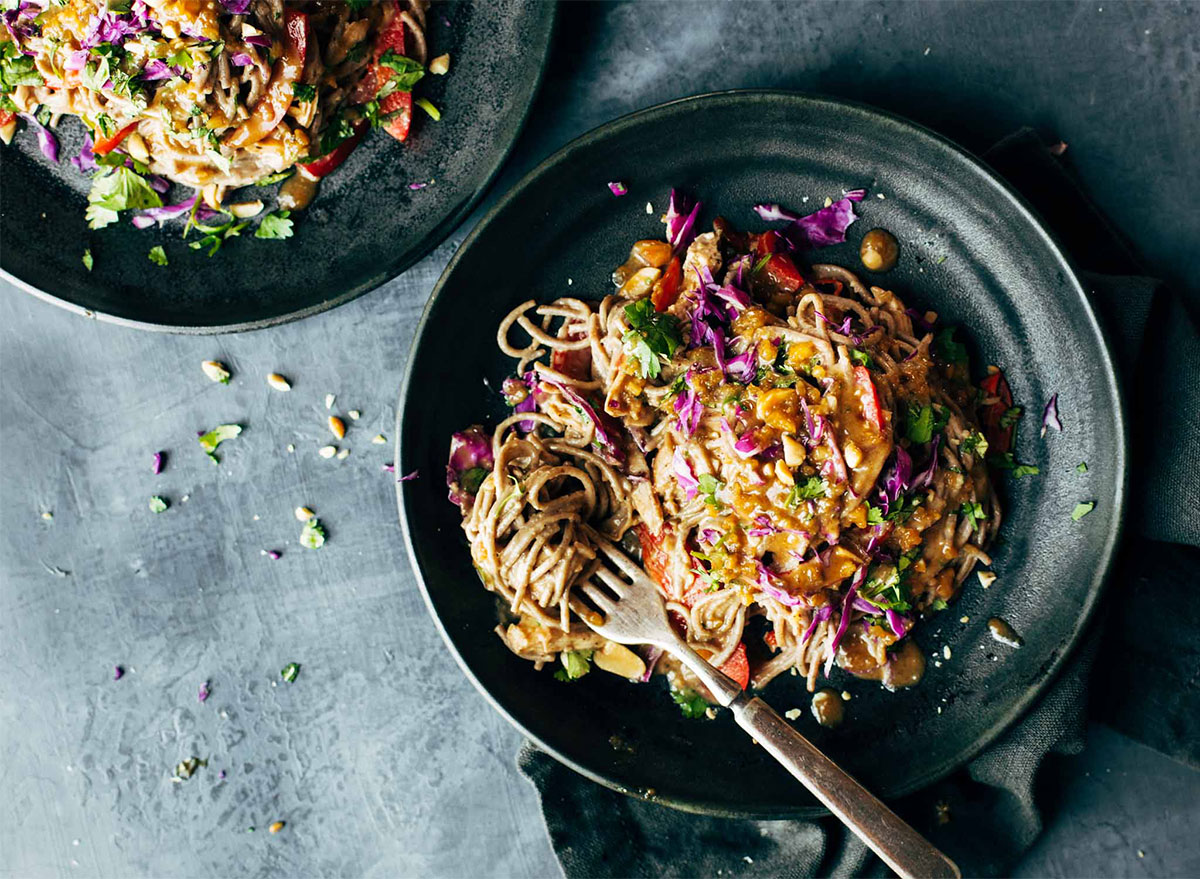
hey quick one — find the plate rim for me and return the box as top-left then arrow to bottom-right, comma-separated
0,1 -> 557,335
395,88 -> 1128,817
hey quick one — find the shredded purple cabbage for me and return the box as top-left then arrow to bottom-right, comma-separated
18,114 -> 58,163
787,190 -> 865,249
540,375 -> 626,465
904,307 -> 934,335
220,0 -> 252,13
673,375 -> 703,438
752,203 -> 801,223
637,646 -> 663,682
408,182 -> 429,191
607,181 -> 628,197
71,133 -> 97,173
113,665 -> 124,681
673,448 -> 699,499
877,446 -> 912,513
1041,393 -> 1062,436
398,471 -> 419,482
885,609 -> 911,639
825,567 -> 867,674
244,33 -> 271,47
724,349 -> 755,384
230,52 -> 254,67
800,605 -> 834,646
754,562 -> 807,608
446,427 -> 494,508
152,451 -> 164,475
911,435 -> 941,490
133,193 -> 198,227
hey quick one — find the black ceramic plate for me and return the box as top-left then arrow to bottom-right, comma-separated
396,91 -> 1126,817
0,0 -> 554,333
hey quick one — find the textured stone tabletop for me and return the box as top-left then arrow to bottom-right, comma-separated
2,2 -> 1198,877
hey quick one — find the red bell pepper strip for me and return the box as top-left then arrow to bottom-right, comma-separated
719,642 -> 750,689
380,91 -> 412,143
297,119 -> 368,178
854,365 -> 884,430
550,332 -> 593,381
222,9 -> 307,150
761,253 -> 804,295
651,255 -> 682,312
979,370 -> 1015,454
92,120 -> 139,156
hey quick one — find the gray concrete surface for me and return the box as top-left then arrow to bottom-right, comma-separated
3,2 -> 1199,877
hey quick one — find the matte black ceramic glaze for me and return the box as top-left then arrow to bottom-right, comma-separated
396,92 -> 1126,817
0,0 -> 554,333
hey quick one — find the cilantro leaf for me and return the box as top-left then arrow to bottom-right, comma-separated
860,565 -> 910,612
696,474 -> 724,509
378,50 -> 425,93
1076,461 -> 1088,473
255,210 -> 293,240
197,423 -> 242,463
281,662 -> 301,682
849,348 -> 873,367
959,501 -> 986,530
931,598 -> 949,611
958,431 -> 988,458
934,327 -> 968,364
622,298 -> 682,379
553,650 -> 592,681
903,401 -> 949,444
998,406 -> 1023,429
86,166 -> 163,229
787,476 -> 827,508
0,42 -> 43,90
670,688 -> 709,719
299,518 -> 326,549
82,249 -> 94,272
148,245 -> 168,267
988,451 -> 1039,477
1071,501 -> 1095,521
460,466 -> 488,496
292,83 -> 317,102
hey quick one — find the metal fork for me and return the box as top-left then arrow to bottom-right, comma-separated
576,534 -> 961,879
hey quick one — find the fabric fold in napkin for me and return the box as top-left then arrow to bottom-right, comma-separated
517,129 -> 1200,878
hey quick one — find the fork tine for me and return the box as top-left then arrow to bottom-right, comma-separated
592,566 -> 629,597
580,582 -> 617,614
590,534 -> 649,581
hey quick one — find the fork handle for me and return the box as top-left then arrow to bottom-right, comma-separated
731,696 -> 960,879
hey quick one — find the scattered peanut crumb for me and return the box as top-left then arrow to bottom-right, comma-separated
784,708 -> 802,720
295,506 -> 315,521
823,196 -> 833,208
978,571 -> 996,589
318,446 -> 338,459
704,707 -> 718,720
325,394 -> 335,409
645,202 -> 653,214
960,615 -> 970,623
287,443 -> 295,453
428,53 -> 450,75
943,645 -> 952,660
348,410 -> 361,420
268,821 -> 285,834
267,373 -> 291,392
201,360 -> 231,384
841,691 -> 852,701
328,416 -> 346,440
371,434 -> 387,445
41,511 -> 53,521
336,448 -> 350,460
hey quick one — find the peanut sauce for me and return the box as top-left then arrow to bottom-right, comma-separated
811,688 -> 845,728
278,168 -> 320,211
987,617 -> 1023,648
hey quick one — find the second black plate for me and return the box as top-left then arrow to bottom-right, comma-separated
397,91 -> 1125,816
0,0 -> 554,333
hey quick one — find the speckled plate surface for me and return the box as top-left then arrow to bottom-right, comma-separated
396,91 -> 1126,817
0,0 -> 555,333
